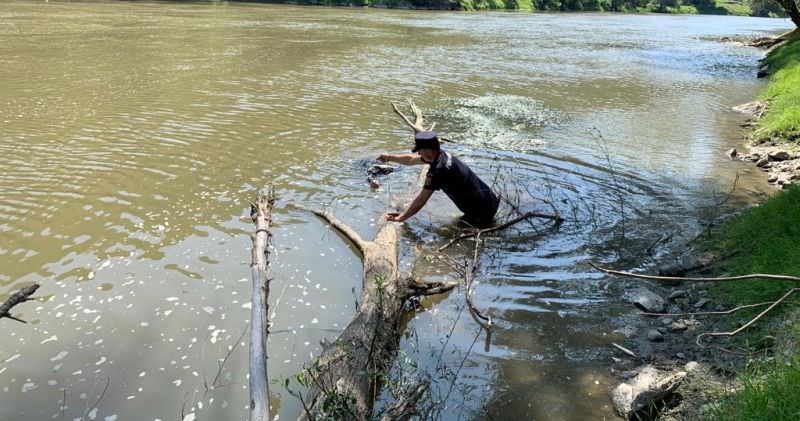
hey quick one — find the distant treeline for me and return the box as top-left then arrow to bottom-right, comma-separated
277,0 -> 787,15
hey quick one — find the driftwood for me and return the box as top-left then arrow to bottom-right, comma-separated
295,102 -> 456,420
746,28 -> 800,48
697,288 -> 800,348
295,205 -> 456,420
0,284 -> 39,323
590,263 -> 800,283
249,188 -> 276,421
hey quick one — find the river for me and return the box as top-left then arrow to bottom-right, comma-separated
0,2 -> 791,420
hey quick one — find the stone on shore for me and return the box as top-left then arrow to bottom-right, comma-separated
647,329 -> 665,342
668,322 -> 688,332
768,151 -> 791,161
630,287 -> 666,313
611,365 -> 687,419
731,101 -> 767,118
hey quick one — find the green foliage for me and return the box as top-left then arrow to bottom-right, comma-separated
749,0 -> 788,17
704,357 -> 800,420
710,186 -> 800,301
717,0 -> 751,15
705,185 -> 800,340
748,0 -> 786,17
755,37 -> 800,146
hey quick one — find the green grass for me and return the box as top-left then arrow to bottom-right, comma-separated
701,187 -> 800,420
754,36 -> 800,147
715,0 -> 749,16
705,357 -> 800,420
709,185 -> 800,307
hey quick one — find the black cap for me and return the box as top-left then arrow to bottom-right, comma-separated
412,131 -> 440,152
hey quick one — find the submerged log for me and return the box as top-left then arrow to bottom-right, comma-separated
249,187 -> 276,421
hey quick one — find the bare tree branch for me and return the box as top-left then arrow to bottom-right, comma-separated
290,203 -> 369,257
696,288 -> 800,348
0,284 -> 39,323
438,211 -> 563,252
590,263 -> 800,282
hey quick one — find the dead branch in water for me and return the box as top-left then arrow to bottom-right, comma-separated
438,211 -> 563,252
292,101 -> 457,420
436,233 -> 493,332
0,284 -> 39,323
590,263 -> 800,283
249,186 -> 276,421
294,204 -> 455,420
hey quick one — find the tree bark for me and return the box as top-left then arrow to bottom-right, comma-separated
250,188 -> 276,421
295,208 -> 454,420
777,0 -> 800,28
296,101 -> 455,420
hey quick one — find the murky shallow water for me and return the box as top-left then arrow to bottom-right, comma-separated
0,2 -> 792,420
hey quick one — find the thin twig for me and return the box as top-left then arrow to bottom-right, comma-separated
640,301 -> 776,317
590,263 -> 800,282
205,327 -> 248,397
696,288 -> 800,347
611,342 -> 637,358
438,211 -> 562,252
81,376 -> 110,421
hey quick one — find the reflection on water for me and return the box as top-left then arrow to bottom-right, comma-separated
0,2 -> 791,420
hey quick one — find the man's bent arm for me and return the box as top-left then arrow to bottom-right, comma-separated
391,189 -> 433,221
378,153 -> 422,166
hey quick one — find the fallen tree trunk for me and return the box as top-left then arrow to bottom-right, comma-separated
297,101 -> 455,420
249,188 -> 276,421
296,207 -> 455,420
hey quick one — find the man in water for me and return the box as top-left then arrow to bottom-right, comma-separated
377,131 -> 500,226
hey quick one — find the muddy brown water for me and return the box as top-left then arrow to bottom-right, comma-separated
0,2 -> 792,420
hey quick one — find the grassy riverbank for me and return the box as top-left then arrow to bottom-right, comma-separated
753,36 -> 800,151
255,0 -> 755,14
698,37 -> 800,420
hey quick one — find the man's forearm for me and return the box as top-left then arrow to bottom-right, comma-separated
382,154 -> 421,165
399,191 -> 431,220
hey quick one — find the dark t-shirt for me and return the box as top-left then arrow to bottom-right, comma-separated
423,150 -> 500,221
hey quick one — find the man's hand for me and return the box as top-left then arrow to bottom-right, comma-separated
384,212 -> 405,222
377,154 -> 391,163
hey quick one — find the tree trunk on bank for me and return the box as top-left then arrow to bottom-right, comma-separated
777,0 -> 800,28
